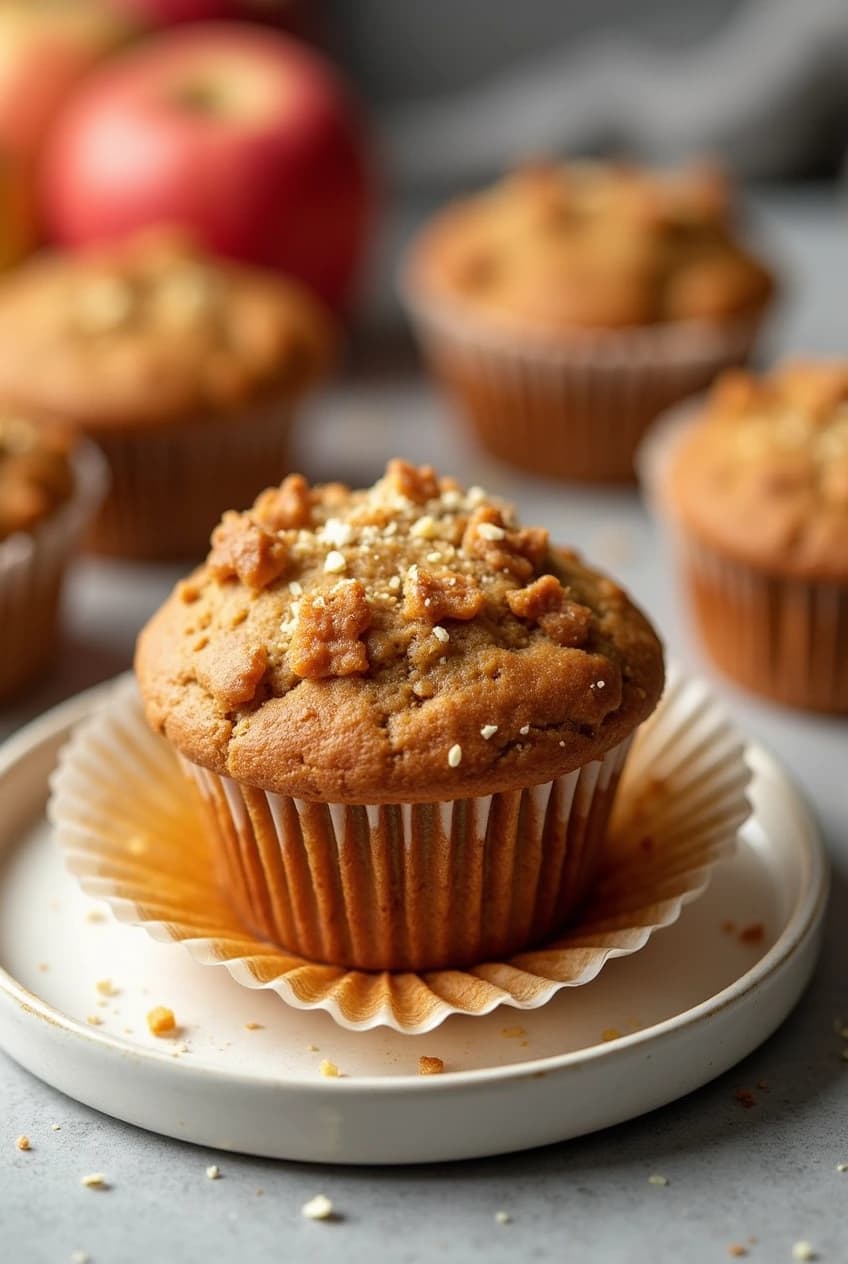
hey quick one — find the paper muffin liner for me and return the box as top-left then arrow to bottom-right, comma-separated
180,737 -> 631,974
0,439 -> 108,702
402,279 -> 766,483
50,664 -> 751,1032
640,403 -> 848,713
85,397 -> 297,560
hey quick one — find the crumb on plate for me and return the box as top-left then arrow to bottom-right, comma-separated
146,1006 -> 176,1036
418,1056 -> 444,1076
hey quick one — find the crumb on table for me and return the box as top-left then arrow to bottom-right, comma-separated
319,1059 -> 339,1078
15,1135 -> 30,1151
647,1174 -> 669,1186
301,1194 -> 335,1221
80,1173 -> 108,1190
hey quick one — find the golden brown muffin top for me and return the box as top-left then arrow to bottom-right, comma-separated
0,230 -> 335,431
0,415 -> 74,541
407,160 -> 774,332
664,361 -> 848,579
136,460 -> 664,802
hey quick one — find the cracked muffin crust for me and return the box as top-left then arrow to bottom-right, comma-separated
0,228 -> 334,431
136,460 -> 664,802
408,160 -> 774,333
666,361 -> 848,580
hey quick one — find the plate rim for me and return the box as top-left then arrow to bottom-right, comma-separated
0,675 -> 831,1098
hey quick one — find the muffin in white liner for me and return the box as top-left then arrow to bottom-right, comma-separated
0,436 -> 108,701
49,665 -> 751,1034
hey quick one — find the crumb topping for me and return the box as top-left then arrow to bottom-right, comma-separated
411,160 -> 773,330
668,360 -> 848,578
137,459 -> 664,802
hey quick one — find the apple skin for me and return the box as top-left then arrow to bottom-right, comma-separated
41,23 -> 373,312
0,0 -> 135,164
108,0 -> 287,25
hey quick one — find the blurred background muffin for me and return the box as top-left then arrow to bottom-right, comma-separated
0,415 -> 106,700
647,361 -> 848,713
403,160 -> 775,483
0,0 -> 843,712
0,229 -> 335,558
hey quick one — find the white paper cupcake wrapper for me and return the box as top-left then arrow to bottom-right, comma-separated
402,278 -> 765,483
49,664 -> 751,1032
0,439 -> 108,701
639,402 -> 848,712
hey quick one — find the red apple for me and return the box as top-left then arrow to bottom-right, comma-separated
108,0 -> 291,25
0,0 -> 136,165
40,23 -> 373,312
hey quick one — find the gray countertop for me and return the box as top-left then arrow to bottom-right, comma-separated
2,187 -> 847,1263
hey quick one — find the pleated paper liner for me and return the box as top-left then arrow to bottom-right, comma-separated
85,398 -> 296,560
0,438 -> 108,702
401,271 -> 766,483
49,665 -> 751,1033
181,737 -> 631,974
639,402 -> 848,713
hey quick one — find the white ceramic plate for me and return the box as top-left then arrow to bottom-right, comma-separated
0,684 -> 829,1165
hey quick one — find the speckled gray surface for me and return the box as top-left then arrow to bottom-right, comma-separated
1,188 -> 847,1263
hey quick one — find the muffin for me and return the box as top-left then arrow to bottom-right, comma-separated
0,414 -> 106,701
0,230 -> 334,559
403,160 -> 774,483
652,361 -> 848,712
135,459 -> 664,971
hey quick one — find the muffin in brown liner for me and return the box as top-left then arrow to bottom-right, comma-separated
49,664 -> 750,1033
403,160 -> 774,483
0,420 -> 107,701
644,362 -> 848,713
0,229 -> 335,560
